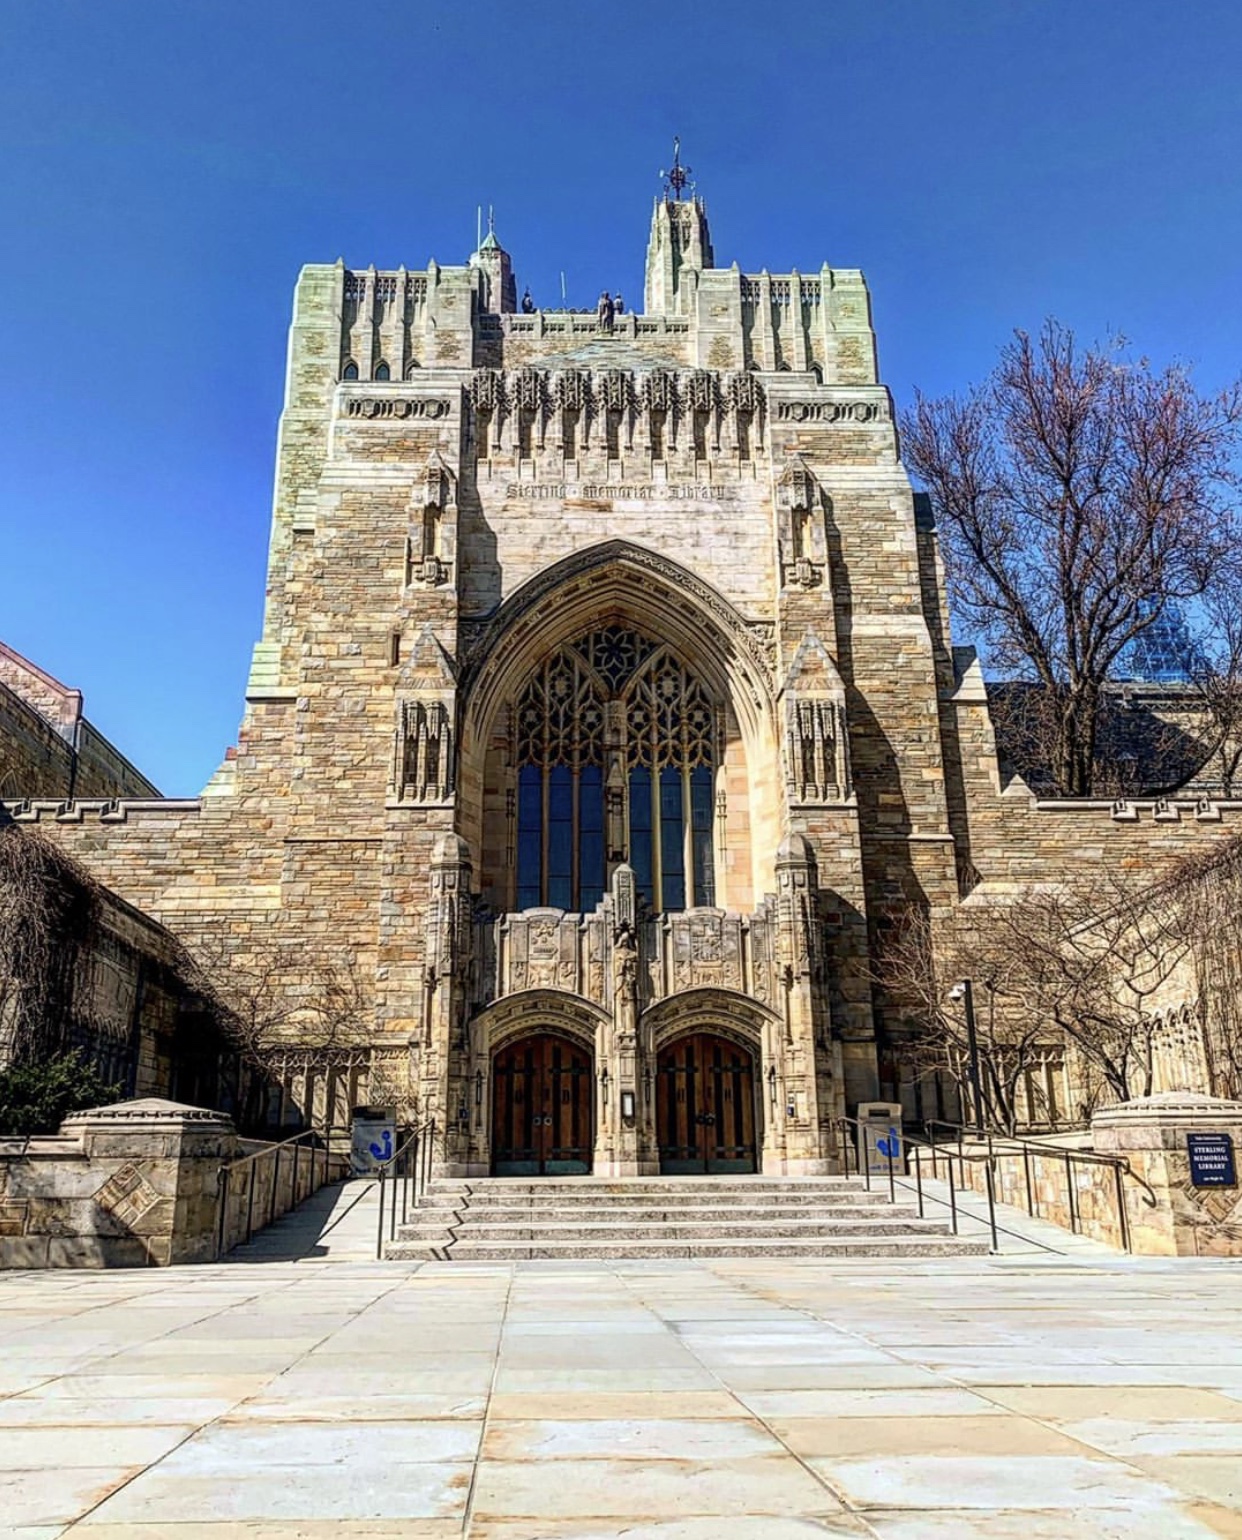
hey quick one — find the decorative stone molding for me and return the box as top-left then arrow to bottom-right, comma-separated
782,630 -> 851,805
394,700 -> 453,803
3,798 -> 202,824
61,1097 -> 233,1127
773,398 -> 887,424
776,454 -> 827,590
472,895 -> 781,1016
459,366 -> 764,441
341,396 -> 450,419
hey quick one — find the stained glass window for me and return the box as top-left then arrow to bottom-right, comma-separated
513,627 -> 716,912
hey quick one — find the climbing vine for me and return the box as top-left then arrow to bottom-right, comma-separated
0,823 -> 104,1068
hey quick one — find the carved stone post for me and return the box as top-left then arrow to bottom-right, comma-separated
423,833 -> 474,1176
596,864 -> 645,1177
771,832 -> 833,1175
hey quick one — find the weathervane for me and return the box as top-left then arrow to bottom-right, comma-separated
660,137 -> 691,201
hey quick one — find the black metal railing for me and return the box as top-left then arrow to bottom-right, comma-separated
837,1113 -> 1027,1253
216,1126 -> 348,1258
375,1118 -> 436,1259
835,1114 -> 1156,1254
918,1120 -> 1157,1254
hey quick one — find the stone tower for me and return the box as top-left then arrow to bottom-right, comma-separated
22,169 -> 1222,1175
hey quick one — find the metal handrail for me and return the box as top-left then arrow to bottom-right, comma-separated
919,1118 -> 1159,1247
221,1125 -> 342,1173
836,1113 -> 1058,1254
837,1113 -> 998,1249
922,1117 -> 1135,1170
216,1125 -> 348,1258
839,1113 -> 1156,1255
375,1118 -> 436,1259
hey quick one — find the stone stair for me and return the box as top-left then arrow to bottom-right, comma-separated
384,1175 -> 988,1260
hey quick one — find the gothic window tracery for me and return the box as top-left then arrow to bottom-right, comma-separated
513,627 -> 716,914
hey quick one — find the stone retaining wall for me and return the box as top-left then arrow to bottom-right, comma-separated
0,1097 -> 346,1267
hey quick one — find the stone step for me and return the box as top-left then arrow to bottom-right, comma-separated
414,1193 -> 898,1215
415,1189 -> 886,1212
423,1178 -> 867,1198
380,1173 -> 982,1264
394,1215 -> 948,1242
409,1201 -> 917,1224
386,1234 -> 989,1261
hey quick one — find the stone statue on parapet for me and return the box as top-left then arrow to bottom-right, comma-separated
597,290 -> 615,331
521,287 -> 535,314
614,293 -> 625,315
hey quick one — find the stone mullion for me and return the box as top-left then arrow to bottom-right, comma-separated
540,665 -> 551,907
788,272 -> 808,372
571,655 -> 583,910
679,696 -> 693,907
360,268 -> 377,380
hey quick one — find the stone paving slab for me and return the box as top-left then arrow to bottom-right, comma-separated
3,1251 -> 1242,1535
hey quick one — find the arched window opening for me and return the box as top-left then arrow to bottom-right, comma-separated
513,626 -> 716,913
375,361 -> 391,381
342,360 -> 359,381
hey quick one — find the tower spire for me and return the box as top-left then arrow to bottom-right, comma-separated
645,141 -> 712,315
659,136 -> 692,202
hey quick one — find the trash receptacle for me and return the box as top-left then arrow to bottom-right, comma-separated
351,1106 -> 395,1175
857,1101 -> 904,1176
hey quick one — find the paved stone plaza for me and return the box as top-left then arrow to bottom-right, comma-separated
1,1186 -> 1241,1537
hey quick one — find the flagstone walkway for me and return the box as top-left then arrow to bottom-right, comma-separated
2,1204 -> 1241,1537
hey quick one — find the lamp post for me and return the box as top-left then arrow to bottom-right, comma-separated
948,979 -> 985,1135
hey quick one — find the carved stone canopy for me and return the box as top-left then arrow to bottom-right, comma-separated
777,454 -> 817,514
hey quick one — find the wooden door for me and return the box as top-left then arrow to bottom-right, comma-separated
491,1033 -> 593,1176
657,1032 -> 757,1174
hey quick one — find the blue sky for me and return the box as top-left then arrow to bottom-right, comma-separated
2,1 -> 1240,794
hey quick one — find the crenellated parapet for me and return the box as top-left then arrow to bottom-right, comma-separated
3,798 -> 200,824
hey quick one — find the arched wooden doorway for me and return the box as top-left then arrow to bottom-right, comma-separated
491,1032 -> 594,1176
656,1032 -> 758,1175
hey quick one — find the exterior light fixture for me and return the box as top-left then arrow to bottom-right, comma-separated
620,1088 -> 636,1120
948,978 -> 984,1135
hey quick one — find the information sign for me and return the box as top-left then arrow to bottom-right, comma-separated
1187,1132 -> 1237,1188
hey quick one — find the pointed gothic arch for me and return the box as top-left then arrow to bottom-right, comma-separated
458,542 -> 780,914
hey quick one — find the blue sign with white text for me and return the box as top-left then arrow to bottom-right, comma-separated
1187,1132 -> 1236,1188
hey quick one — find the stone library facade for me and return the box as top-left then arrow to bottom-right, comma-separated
7,183 -> 1235,1174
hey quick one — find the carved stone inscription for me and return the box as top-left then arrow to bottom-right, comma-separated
505,483 -> 740,501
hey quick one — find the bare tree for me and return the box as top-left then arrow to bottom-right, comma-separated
987,874 -> 1197,1110
902,322 -> 1241,795
1160,836 -> 1242,1098
1185,590 -> 1242,797
872,905 -> 1055,1134
184,933 -> 375,1066
875,853 -> 1241,1130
